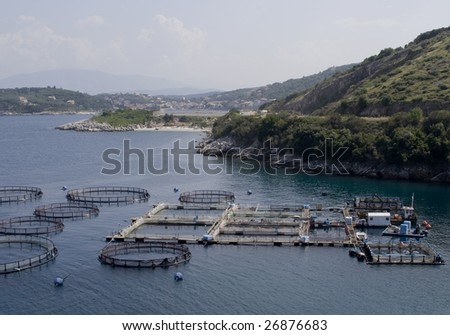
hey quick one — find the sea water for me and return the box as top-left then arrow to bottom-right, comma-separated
0,114 -> 449,315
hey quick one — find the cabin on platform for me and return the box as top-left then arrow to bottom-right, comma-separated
367,212 -> 391,227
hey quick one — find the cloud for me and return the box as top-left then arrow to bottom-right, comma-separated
17,15 -> 38,23
137,28 -> 155,42
76,15 -> 105,28
154,14 -> 206,53
135,14 -> 207,79
0,16 -> 121,76
335,17 -> 401,29
138,14 -> 206,60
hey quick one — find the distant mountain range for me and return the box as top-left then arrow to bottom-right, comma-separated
200,64 -> 353,104
0,66 -> 354,113
0,69 -> 213,95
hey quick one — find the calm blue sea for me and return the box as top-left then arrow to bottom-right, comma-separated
0,114 -> 449,315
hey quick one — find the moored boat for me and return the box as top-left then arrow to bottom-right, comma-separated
382,220 -> 429,238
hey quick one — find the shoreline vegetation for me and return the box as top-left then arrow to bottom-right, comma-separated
197,109 -> 450,184
55,108 -> 214,133
53,107 -> 450,184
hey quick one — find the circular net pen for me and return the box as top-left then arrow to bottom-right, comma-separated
98,242 -> 192,268
66,186 -> 150,205
0,216 -> 64,235
0,186 -> 43,204
0,235 -> 58,274
34,203 -> 99,220
178,190 -> 235,205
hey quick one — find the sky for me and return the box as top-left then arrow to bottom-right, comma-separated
1,0 -> 449,90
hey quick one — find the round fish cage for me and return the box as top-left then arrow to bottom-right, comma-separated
34,202 -> 99,220
178,190 -> 235,204
0,235 -> 58,274
66,186 -> 150,205
98,242 -> 192,268
0,186 -> 43,204
0,216 -> 64,235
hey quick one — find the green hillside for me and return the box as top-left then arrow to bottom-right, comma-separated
0,87 -> 111,114
205,27 -> 450,182
202,64 -> 353,109
267,27 -> 450,116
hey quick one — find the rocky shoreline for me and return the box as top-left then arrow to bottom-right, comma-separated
197,136 -> 450,183
56,119 -> 135,132
56,119 -> 209,132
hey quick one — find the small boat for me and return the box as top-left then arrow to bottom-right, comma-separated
348,247 -> 366,261
355,231 -> 368,242
382,221 -> 428,238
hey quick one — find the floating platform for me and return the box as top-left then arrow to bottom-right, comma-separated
102,193 -> 444,266
360,241 -> 444,265
106,202 -> 353,246
382,225 -> 427,239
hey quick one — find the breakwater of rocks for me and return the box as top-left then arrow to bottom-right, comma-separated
56,120 -> 136,132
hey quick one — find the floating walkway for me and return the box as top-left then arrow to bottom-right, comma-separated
106,202 -> 354,247
103,189 -> 444,266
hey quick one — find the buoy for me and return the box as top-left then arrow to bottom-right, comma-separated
247,190 -> 252,195
54,277 -> 64,286
174,272 -> 183,281
54,274 -> 71,287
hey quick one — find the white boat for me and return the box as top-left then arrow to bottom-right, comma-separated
355,231 -> 368,242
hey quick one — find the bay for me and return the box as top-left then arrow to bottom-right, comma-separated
0,115 -> 449,315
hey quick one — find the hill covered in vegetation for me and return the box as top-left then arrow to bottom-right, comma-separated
266,27 -> 450,116
202,27 -> 450,183
198,64 -> 353,109
0,87 -> 111,114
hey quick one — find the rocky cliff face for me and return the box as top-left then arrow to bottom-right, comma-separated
197,136 -> 450,183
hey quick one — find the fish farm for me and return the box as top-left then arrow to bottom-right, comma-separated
178,190 -> 235,204
0,184 -> 155,274
0,185 -> 445,275
105,190 -> 445,266
34,202 -> 100,220
0,216 -> 64,235
0,235 -> 58,274
98,241 -> 192,268
66,186 -> 150,205
0,186 -> 43,203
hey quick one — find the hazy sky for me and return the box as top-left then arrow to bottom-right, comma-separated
1,0 -> 449,90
